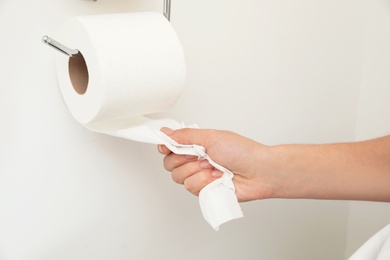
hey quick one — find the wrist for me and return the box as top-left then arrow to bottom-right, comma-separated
264,144 -> 309,200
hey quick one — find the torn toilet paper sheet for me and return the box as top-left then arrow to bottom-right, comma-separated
116,123 -> 243,231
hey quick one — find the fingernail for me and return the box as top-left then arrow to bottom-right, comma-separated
211,170 -> 223,178
161,127 -> 174,135
200,160 -> 213,169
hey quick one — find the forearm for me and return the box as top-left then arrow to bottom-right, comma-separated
268,136 -> 390,201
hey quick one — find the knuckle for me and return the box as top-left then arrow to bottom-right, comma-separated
183,178 -> 196,193
198,171 -> 211,185
183,171 -> 212,195
171,170 -> 183,184
163,154 -> 180,171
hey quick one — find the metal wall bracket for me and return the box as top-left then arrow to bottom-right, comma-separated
163,0 -> 171,21
42,0 -> 172,57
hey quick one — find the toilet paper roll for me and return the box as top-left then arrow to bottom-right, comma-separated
54,12 -> 243,230
55,12 -> 186,141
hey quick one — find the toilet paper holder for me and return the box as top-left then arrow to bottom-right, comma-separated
42,0 -> 172,57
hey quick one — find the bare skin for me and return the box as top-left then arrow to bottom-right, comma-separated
158,127 -> 390,203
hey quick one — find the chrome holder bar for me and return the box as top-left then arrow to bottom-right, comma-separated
41,35 -> 79,57
163,0 -> 171,21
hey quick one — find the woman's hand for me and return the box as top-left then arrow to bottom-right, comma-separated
159,128 -> 390,202
158,128 -> 277,202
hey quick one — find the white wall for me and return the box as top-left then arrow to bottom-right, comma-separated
0,0 -> 377,259
345,1 -> 390,257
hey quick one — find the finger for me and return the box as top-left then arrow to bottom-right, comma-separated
163,153 -> 197,172
171,160 -> 202,184
183,170 -> 223,196
170,159 -> 214,184
157,144 -> 171,155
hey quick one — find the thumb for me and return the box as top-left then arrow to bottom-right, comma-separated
161,127 -> 210,147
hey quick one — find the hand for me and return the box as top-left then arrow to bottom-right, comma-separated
159,128 -> 390,202
158,127 -> 276,202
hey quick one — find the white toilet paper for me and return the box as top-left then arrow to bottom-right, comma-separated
54,12 -> 243,230
55,12 -> 186,139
